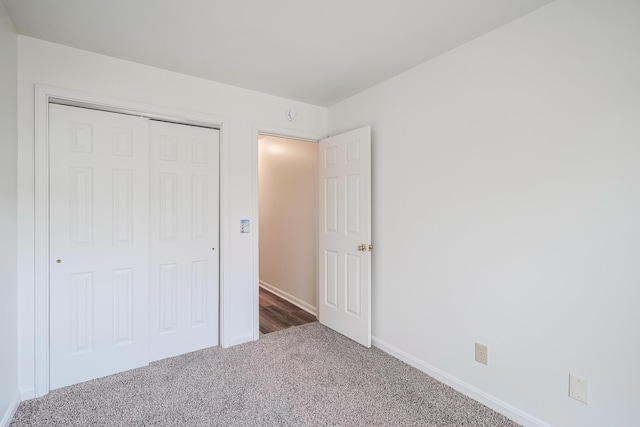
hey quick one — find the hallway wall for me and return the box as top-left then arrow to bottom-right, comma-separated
258,136 -> 318,312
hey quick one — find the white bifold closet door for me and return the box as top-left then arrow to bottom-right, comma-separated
49,104 -> 220,390
148,121 -> 220,361
49,104 -> 151,389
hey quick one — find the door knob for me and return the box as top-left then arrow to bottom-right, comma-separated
56,259 -> 62,264
358,244 -> 367,252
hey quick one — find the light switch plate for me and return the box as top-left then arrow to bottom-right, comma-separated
569,374 -> 589,404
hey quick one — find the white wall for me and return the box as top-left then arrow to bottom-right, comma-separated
0,1 -> 19,425
258,136 -> 318,310
328,0 -> 640,426
17,36 -> 327,398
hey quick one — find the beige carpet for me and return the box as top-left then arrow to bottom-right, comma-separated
11,323 -> 519,426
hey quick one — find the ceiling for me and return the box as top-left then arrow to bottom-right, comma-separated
2,0 -> 552,106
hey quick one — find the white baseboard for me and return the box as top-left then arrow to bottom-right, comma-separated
19,388 -> 34,401
371,337 -> 553,427
0,393 -> 20,427
259,280 -> 317,316
223,335 -> 254,348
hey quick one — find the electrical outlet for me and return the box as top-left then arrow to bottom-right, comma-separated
569,374 -> 589,404
475,342 -> 488,365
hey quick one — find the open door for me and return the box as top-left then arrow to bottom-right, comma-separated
318,126 -> 371,347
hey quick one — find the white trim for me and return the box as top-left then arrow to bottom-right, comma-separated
34,86 -> 50,397
218,123 -> 230,348
371,337 -> 554,427
19,389 -> 34,401
251,126 -> 260,341
259,281 -> 318,316
254,123 -> 325,144
48,97 -> 218,129
227,336 -> 255,347
39,86 -> 224,126
0,393 -> 20,427
257,130 -> 318,143
33,84 -> 227,395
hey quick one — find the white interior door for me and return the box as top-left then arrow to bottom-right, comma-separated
318,126 -> 372,347
49,104 -> 150,389
149,121 -> 220,361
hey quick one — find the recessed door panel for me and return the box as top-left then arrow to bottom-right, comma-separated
69,123 -> 93,153
191,139 -> 208,164
112,268 -> 134,345
324,250 -> 339,308
191,175 -> 207,239
70,272 -> 94,354
345,254 -> 361,317
325,145 -> 338,167
159,173 -> 178,242
159,263 -> 178,334
112,128 -> 134,157
112,169 -> 133,245
345,174 -> 360,235
191,260 -> 208,326
160,135 -> 178,161
69,167 -> 93,248
325,177 -> 338,233
345,140 -> 360,164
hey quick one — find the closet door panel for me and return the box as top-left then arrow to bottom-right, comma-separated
149,121 -> 220,361
49,104 -> 150,389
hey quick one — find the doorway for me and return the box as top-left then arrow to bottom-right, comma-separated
257,134 -> 318,334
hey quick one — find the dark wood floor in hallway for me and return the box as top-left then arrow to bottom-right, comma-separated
259,287 -> 316,334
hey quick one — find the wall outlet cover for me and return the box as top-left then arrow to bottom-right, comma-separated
475,342 -> 488,365
569,374 -> 589,404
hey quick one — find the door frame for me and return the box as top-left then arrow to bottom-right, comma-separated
251,125 -> 325,339
33,85 -> 226,397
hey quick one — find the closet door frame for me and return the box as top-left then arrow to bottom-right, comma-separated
33,85 -> 226,397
